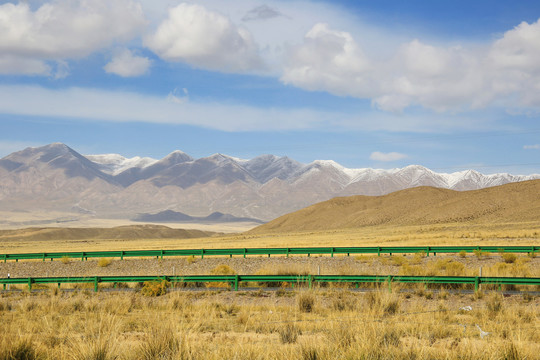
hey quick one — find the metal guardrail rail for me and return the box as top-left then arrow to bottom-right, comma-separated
1,274 -> 539,292
2,245 -> 538,262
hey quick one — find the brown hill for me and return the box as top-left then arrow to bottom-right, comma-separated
0,225 -> 217,242
250,180 -> 540,233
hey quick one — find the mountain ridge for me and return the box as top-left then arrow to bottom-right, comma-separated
1,143 -> 539,222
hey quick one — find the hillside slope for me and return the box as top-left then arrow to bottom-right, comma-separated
250,180 -> 540,233
0,225 -> 217,242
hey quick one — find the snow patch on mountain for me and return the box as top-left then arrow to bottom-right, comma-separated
86,154 -> 157,176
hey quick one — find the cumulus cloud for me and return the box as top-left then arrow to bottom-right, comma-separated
370,151 -> 408,162
282,19 -> 540,113
523,144 -> 540,150
144,3 -> 263,73
0,0 -> 146,75
104,49 -> 152,77
281,23 -> 372,97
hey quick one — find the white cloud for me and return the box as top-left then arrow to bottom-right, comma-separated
0,0 -> 146,75
369,151 -> 408,162
0,55 -> 51,75
281,23 -> 372,97
242,5 -> 285,22
53,60 -> 70,79
0,84 -> 331,132
0,84 -> 493,133
524,144 -> 540,150
144,3 -> 263,73
281,19 -> 540,113
104,49 -> 152,77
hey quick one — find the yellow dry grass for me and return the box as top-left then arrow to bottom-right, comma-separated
1,220 -> 539,254
0,288 -> 538,359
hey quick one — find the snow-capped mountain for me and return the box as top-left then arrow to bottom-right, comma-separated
85,154 -> 158,176
1,143 -> 539,222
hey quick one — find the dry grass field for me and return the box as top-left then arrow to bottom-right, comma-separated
1,221 -> 539,255
1,287 -> 538,359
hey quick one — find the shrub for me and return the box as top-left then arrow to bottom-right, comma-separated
141,280 -> 170,297
459,250 -> 467,258
502,253 -> 517,264
61,255 -> 70,264
186,255 -> 197,264
98,258 -> 112,267
473,249 -> 484,259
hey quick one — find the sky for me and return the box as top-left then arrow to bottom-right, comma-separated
1,0 -> 540,174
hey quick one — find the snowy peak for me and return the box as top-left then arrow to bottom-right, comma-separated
86,154 -> 158,176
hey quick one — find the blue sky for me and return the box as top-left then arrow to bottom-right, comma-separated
1,0 -> 540,174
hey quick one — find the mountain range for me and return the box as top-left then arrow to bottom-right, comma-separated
1,143 -> 539,223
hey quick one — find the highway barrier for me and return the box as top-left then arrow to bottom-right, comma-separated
2,245 -> 538,262
1,274 -> 539,292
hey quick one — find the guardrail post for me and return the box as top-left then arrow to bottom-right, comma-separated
474,277 -> 480,292
387,276 -> 392,292
3,254 -> 6,263
42,253 -> 45,262
201,249 -> 204,259
331,248 -> 334,257
426,247 -> 430,257
308,275 -> 313,289
377,247 -> 381,257
160,250 -> 164,260
120,251 -> 124,260
243,248 -> 246,258
94,277 -> 99,292
234,275 -> 239,291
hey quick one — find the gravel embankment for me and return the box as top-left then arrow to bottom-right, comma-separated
1,254 -> 534,278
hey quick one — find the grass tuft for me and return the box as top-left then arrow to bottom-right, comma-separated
297,291 -> 315,313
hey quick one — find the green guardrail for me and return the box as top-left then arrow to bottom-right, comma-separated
1,275 -> 539,292
1,245 -> 538,262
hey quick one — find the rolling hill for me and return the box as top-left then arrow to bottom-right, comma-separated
250,179 -> 540,233
0,225 -> 217,242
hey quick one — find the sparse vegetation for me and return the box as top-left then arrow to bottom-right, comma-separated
502,252 -> 517,264
97,258 -> 112,267
1,288 -> 537,359
297,291 -> 315,313
141,280 -> 170,297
